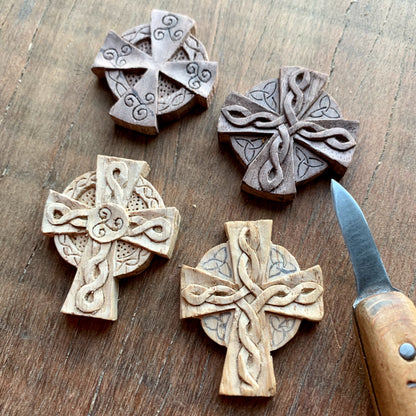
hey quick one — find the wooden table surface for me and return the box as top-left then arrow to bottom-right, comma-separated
1,0 -> 415,414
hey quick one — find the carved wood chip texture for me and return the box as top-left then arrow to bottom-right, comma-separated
42,155 -> 181,321
180,220 -> 324,396
218,66 -> 359,201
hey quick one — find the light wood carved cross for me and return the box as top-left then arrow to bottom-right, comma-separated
181,220 -> 324,396
92,9 -> 218,134
218,66 -> 359,201
42,155 -> 180,321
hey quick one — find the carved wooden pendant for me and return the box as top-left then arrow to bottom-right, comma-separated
180,220 -> 324,396
92,9 -> 218,135
218,66 -> 359,201
42,156 -> 180,321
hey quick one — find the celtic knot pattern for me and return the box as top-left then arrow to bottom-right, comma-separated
218,66 -> 359,201
248,80 -> 278,112
181,220 -> 324,396
92,10 -> 218,134
295,146 -> 326,180
42,156 -> 180,320
310,95 -> 340,119
75,241 -> 111,313
200,246 -> 232,279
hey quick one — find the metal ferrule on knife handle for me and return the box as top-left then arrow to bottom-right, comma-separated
354,291 -> 416,416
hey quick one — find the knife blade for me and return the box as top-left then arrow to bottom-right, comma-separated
331,180 -> 416,416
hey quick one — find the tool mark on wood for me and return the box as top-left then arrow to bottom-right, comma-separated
163,123 -> 183,194
351,1 -> 394,105
246,0 -> 274,73
328,311 -> 342,350
87,370 -> 105,416
207,0 -> 222,54
298,196 -> 325,255
327,0 -> 357,85
197,352 -> 211,399
287,337 -> 325,416
323,317 -> 355,416
1,3 -> 50,126
100,308 -> 141,415
42,79 -> 94,189
0,4 -> 14,32
363,42 -> 407,209
18,240 -> 42,283
65,0 -> 79,21
154,328 -> 180,390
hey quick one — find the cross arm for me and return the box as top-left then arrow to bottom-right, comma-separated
42,190 -> 90,236
121,207 -> 180,258
181,266 -> 244,319
150,9 -> 195,63
218,92 -> 280,140
91,31 -> 152,78
160,61 -> 218,107
261,265 -> 324,321
293,118 -> 359,176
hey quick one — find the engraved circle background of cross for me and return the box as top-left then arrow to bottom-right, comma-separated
198,242 -> 302,350
53,170 -> 165,277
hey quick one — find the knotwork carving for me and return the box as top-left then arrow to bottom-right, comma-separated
218,66 -> 359,201
181,220 -> 324,396
92,9 -> 218,135
42,155 -> 181,321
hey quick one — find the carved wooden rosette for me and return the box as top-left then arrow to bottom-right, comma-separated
180,220 -> 324,396
42,155 -> 180,321
92,9 -> 218,135
218,66 -> 359,201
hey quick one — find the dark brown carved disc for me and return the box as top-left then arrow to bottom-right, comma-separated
218,66 -> 359,201
92,10 -> 218,135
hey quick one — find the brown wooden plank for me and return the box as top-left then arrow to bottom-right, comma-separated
0,0 -> 415,414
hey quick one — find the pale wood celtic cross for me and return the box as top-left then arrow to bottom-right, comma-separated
42,155 -> 180,321
92,9 -> 218,134
181,220 -> 324,396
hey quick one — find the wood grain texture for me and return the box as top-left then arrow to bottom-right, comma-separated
0,0 -> 415,414
355,292 -> 416,416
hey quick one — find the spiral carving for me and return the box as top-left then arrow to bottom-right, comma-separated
186,62 -> 212,89
103,44 -> 132,67
124,92 -> 155,122
153,14 -> 183,41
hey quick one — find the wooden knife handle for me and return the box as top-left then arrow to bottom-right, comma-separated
354,291 -> 416,416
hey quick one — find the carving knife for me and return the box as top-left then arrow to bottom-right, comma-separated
331,180 -> 416,416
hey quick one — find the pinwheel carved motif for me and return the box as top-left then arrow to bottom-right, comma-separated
218,67 -> 359,201
92,9 -> 218,135
180,220 -> 324,396
42,156 -> 180,321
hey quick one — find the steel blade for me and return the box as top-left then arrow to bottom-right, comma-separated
331,180 -> 397,306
